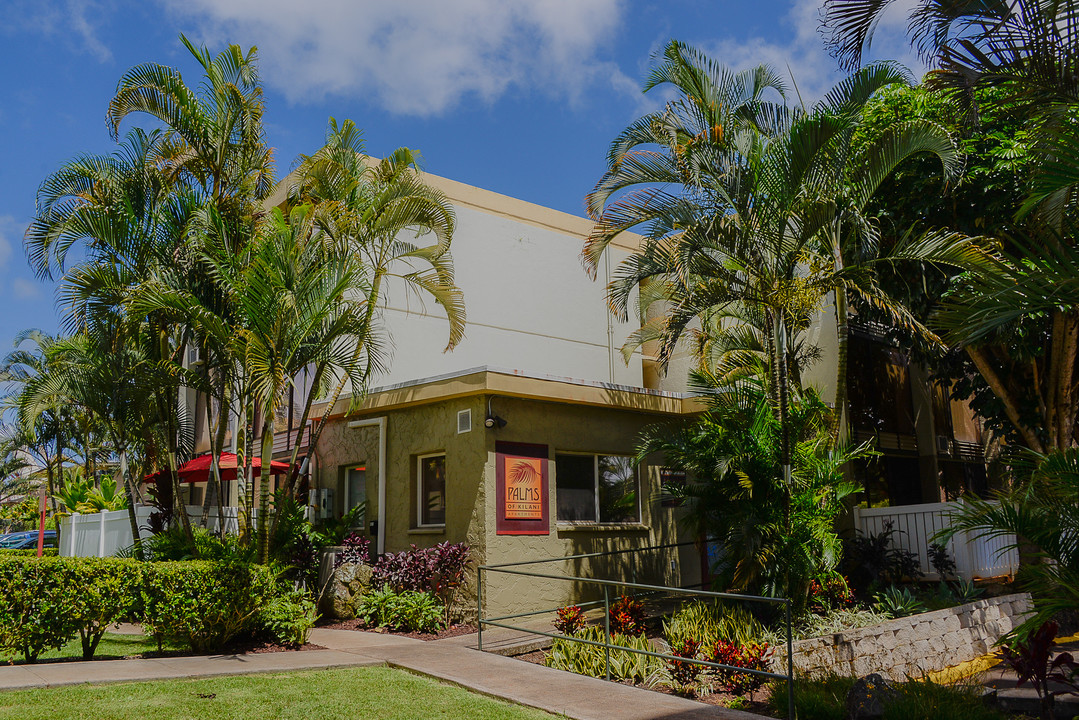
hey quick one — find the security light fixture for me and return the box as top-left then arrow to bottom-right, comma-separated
485,397 -> 507,430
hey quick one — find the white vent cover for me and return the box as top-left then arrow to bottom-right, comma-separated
457,409 -> 472,434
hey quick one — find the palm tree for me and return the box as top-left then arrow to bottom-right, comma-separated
939,448 -> 1079,634
283,118 -> 464,490
584,41 -> 958,498
199,205 -> 370,561
822,0 -> 1079,452
0,331 -> 74,515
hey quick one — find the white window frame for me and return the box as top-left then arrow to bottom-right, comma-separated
416,452 -> 447,528
555,451 -> 641,524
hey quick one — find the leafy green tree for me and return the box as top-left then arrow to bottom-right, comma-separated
584,41 -> 957,503
639,375 -> 869,607
823,0 -> 1079,452
285,118 -> 463,490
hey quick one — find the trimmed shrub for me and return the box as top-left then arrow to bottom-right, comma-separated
64,557 -> 142,659
0,548 -> 59,557
140,561 -> 277,653
0,557 -> 81,662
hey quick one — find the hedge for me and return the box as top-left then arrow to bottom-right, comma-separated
0,557 -> 301,663
0,548 -> 59,557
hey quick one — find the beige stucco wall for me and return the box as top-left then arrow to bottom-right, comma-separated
312,392 -> 701,620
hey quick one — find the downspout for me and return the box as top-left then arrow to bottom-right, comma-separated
605,251 -> 615,383
347,416 -> 387,555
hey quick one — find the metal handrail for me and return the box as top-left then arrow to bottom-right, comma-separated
477,549 -> 796,720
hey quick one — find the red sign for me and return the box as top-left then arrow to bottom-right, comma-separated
496,442 -> 549,535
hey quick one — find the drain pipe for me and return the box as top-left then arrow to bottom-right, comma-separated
347,416 -> 387,555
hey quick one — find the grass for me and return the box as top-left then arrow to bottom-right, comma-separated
0,666 -> 559,719
0,633 -> 180,665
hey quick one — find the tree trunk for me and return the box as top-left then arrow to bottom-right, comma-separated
257,412 -> 275,564
832,287 -> 850,444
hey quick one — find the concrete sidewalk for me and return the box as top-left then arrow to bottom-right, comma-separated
0,627 -> 766,720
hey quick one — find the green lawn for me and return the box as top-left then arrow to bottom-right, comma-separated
0,666 -> 559,720
0,633 -> 178,665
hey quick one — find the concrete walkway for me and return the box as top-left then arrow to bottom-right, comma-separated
0,627 -> 767,720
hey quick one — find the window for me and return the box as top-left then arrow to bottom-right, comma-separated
555,453 -> 639,523
417,454 -> 446,526
346,465 -> 366,523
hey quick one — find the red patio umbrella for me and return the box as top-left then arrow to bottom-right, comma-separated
145,452 -> 292,484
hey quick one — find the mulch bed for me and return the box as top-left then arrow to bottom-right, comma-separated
317,617 -> 477,641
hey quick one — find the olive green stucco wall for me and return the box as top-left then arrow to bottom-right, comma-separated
313,393 -> 701,618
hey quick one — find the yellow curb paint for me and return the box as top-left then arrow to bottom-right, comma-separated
926,633 -> 1079,685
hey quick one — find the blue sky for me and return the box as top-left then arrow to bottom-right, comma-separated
0,0 -> 918,351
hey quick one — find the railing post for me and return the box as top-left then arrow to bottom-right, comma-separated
603,586 -> 611,682
786,598 -> 795,720
476,567 -> 483,652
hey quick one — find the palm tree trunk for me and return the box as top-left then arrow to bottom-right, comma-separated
117,446 -> 143,560
832,287 -> 850,444
256,412 -> 275,564
966,346 -> 1045,453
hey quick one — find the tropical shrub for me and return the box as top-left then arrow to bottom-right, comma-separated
259,589 -> 318,647
939,448 -> 1079,633
807,575 -> 853,614
140,560 -> 277,653
663,602 -> 765,649
608,595 -> 645,635
371,542 -> 469,622
65,558 -> 142,659
544,626 -> 662,684
355,585 -> 444,633
640,383 -> 867,609
928,543 -> 957,581
334,531 -> 371,569
666,637 -> 704,693
708,640 -> 774,696
554,605 -> 585,635
844,520 -> 923,595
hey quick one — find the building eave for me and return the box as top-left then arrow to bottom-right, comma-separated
311,366 -> 705,421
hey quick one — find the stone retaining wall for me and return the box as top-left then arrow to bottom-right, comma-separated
779,593 -> 1031,681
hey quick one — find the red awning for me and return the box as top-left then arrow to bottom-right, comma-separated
144,453 -> 292,484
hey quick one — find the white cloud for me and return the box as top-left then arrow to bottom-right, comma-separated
3,0 -> 113,62
162,0 -> 626,116
0,216 -> 19,274
698,0 -> 927,105
11,279 -> 40,301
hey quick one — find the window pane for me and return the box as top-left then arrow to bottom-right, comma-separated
555,454 -> 596,522
598,455 -> 638,523
421,455 -> 446,526
347,466 -> 366,525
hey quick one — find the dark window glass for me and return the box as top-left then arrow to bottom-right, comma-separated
555,454 -> 595,521
420,455 -> 445,526
555,453 -> 639,523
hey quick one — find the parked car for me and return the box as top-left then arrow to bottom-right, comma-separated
0,531 -> 57,549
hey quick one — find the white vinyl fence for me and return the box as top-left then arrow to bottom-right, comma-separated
61,506 -> 154,558
853,501 -> 1019,580
60,505 -> 249,558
